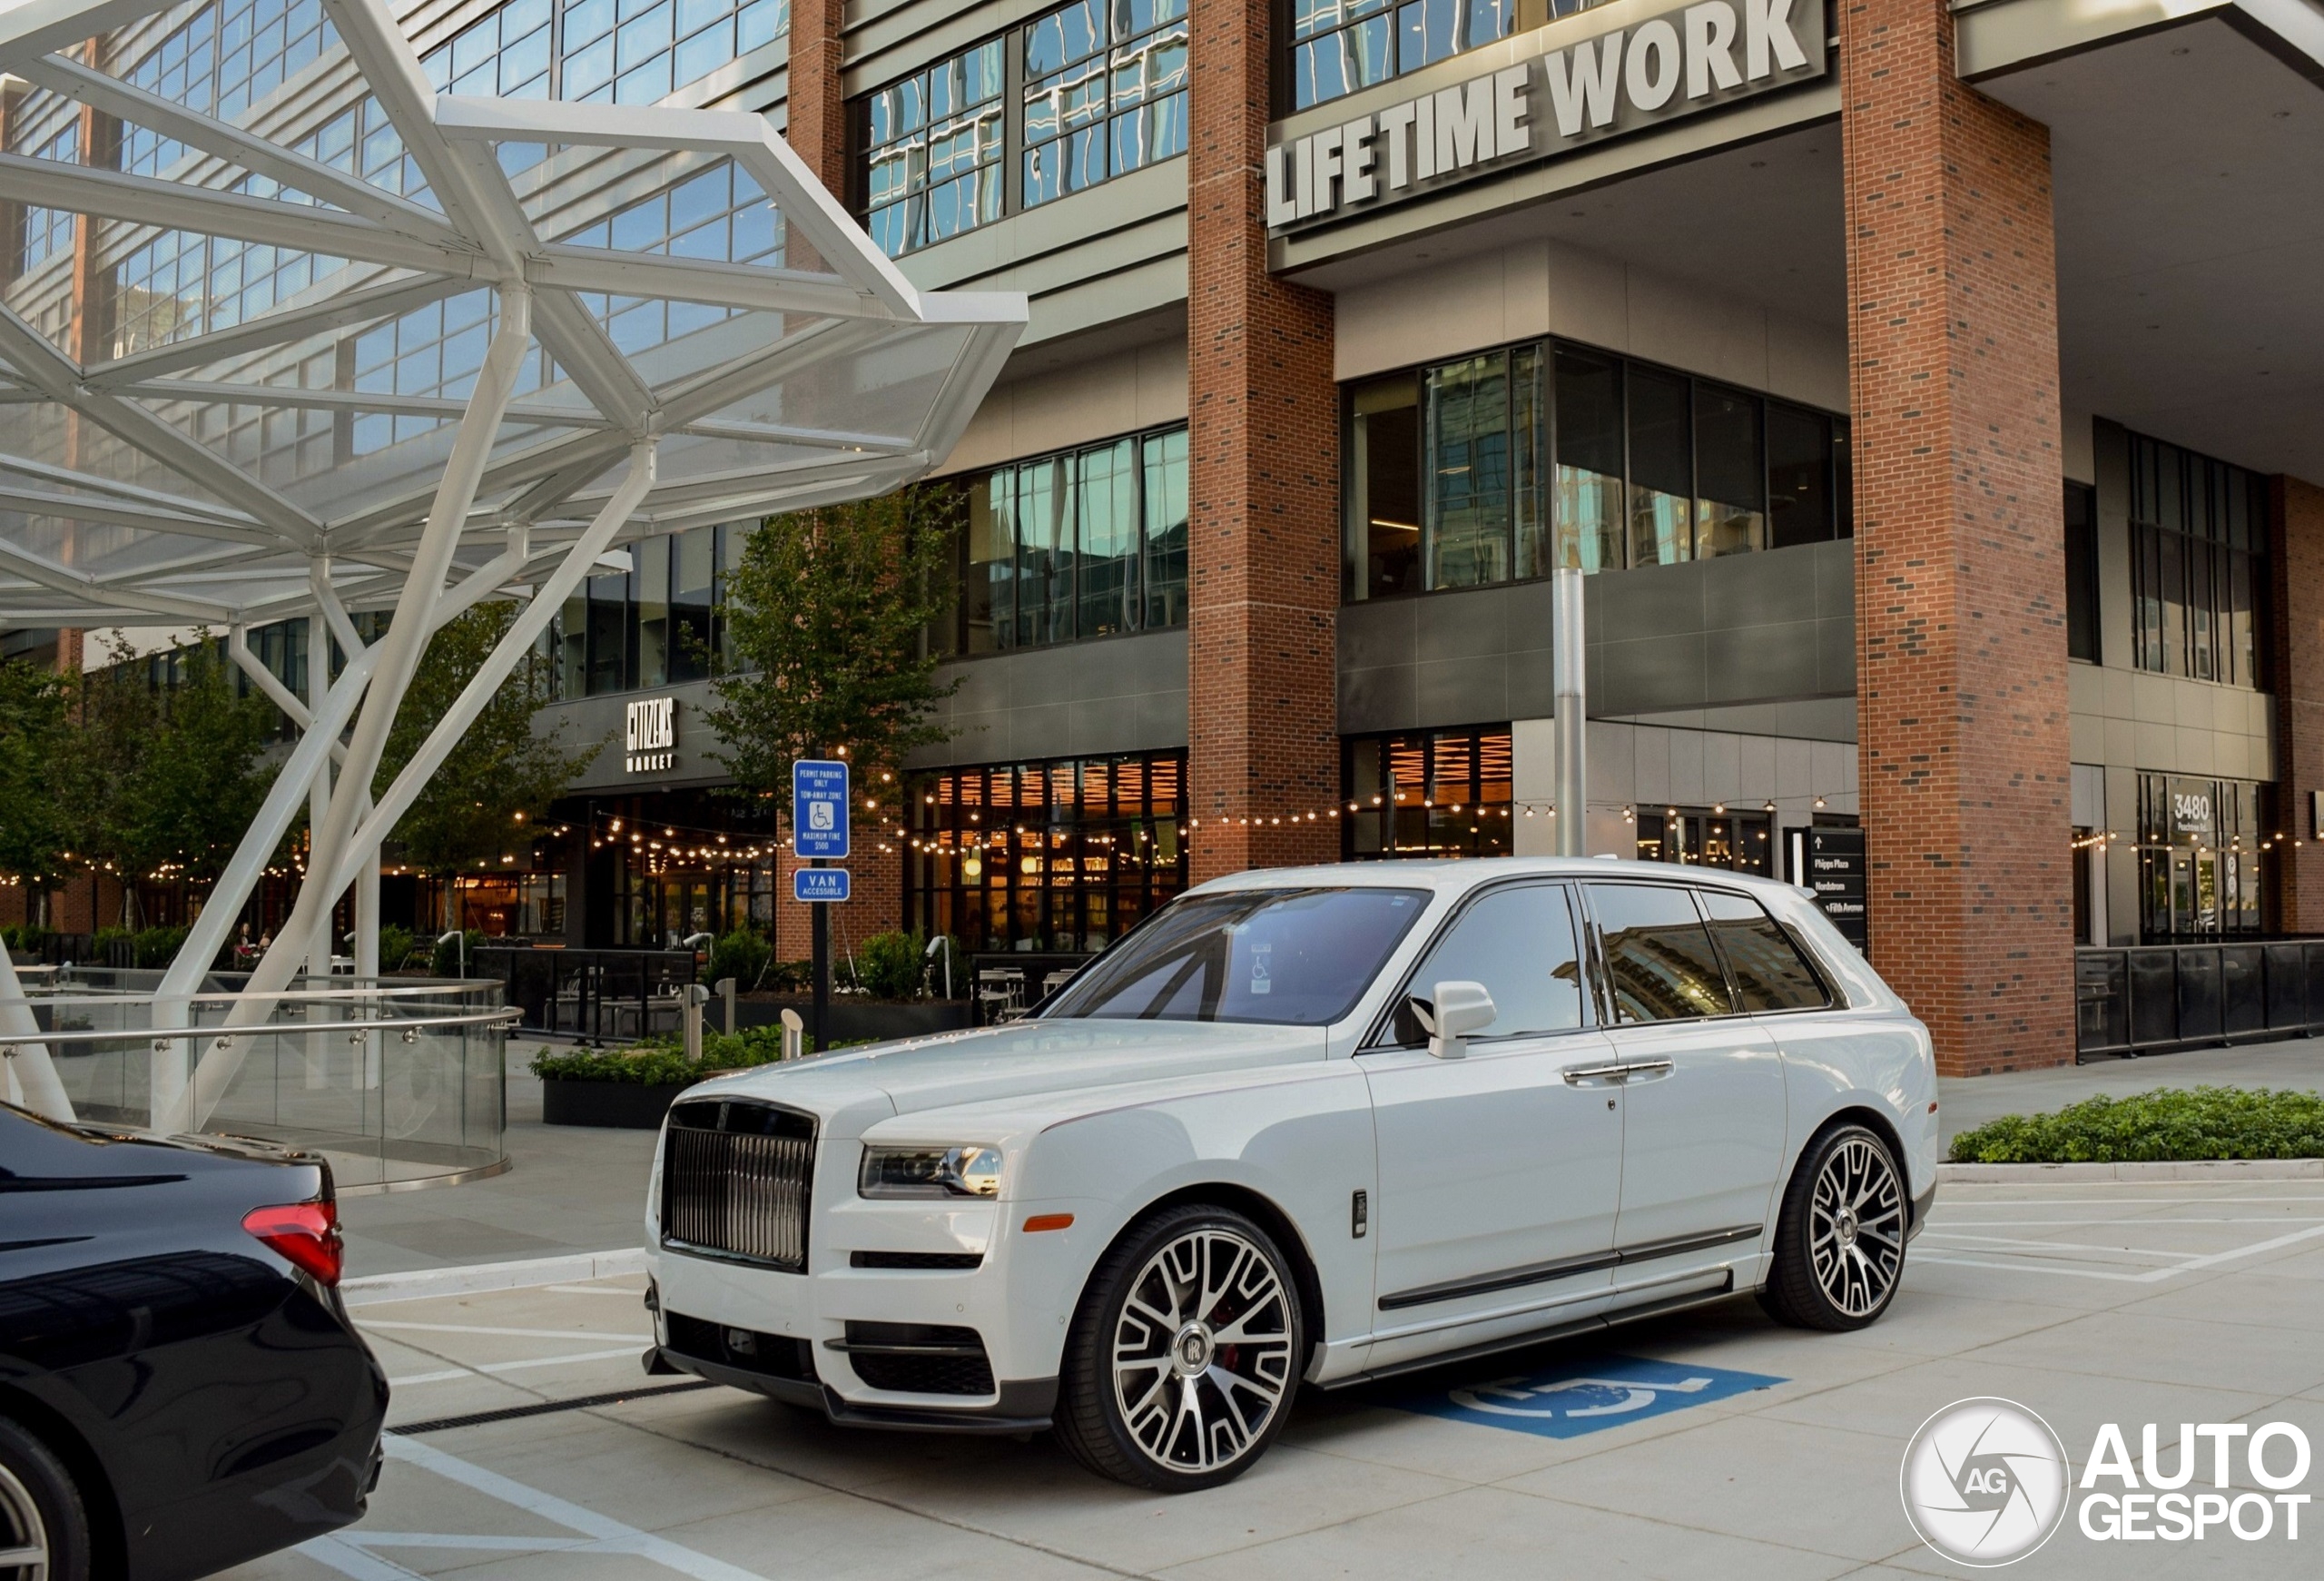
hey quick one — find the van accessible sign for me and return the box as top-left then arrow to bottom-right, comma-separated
1265,0 -> 1824,233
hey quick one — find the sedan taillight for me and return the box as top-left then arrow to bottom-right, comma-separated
243,1200 -> 344,1286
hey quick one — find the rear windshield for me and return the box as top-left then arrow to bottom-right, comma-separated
1045,887 -> 1430,1026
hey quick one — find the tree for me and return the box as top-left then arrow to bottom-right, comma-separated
46,635 -> 275,926
704,486 -> 960,813
375,601 -> 596,876
0,659 -> 71,922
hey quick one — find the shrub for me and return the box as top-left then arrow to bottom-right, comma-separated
133,925 -> 189,969
1948,1086 -> 2324,1164
92,925 -> 135,965
429,929 -> 487,978
854,928 -> 924,1001
707,927 -> 772,992
0,924 -> 48,956
763,957 -> 811,993
379,924 -> 417,973
529,1025 -> 867,1085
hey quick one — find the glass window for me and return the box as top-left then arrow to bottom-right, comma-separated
1142,427 -> 1189,630
947,425 -> 1187,654
1627,367 -> 1692,568
1048,887 -> 1428,1025
1349,375 -> 1423,598
1021,0 -> 1189,209
2064,481 -> 2097,663
1765,403 -> 1833,550
1693,384 -> 1765,558
670,526 -> 716,681
2127,431 -> 2270,688
863,39 -> 1005,257
1588,884 -> 1735,1023
1393,883 -> 1587,1042
633,534 -> 671,687
1423,348 -> 1541,589
1632,806 -> 1773,875
1699,889 -> 1827,1012
1553,346 -> 1624,572
1293,0 -> 1517,109
1343,728 -> 1512,859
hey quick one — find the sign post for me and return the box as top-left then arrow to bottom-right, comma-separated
792,759 -> 851,1052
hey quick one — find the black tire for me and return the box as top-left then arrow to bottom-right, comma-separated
1758,1122 -> 1907,1331
0,1416 -> 91,1581
1054,1204 -> 1305,1492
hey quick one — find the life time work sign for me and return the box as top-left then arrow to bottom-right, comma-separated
1265,0 -> 1826,233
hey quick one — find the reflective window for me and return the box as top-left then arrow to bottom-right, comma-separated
1048,886 -> 1428,1025
14,123 -> 79,275
935,425 -> 1189,655
1393,883 -> 1586,1042
2128,432 -> 2269,689
1022,0 -> 1190,209
1587,884 -> 1735,1023
2136,773 -> 2265,941
1699,890 -> 1827,1012
862,40 -> 1006,258
419,0 -> 786,108
1293,0 -> 1538,111
1633,805 -> 1773,876
1345,341 -> 1851,599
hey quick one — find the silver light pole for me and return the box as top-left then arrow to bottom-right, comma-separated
1551,564 -> 1588,858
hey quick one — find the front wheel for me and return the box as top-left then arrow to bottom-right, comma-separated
0,1416 -> 91,1581
1758,1122 -> 1907,1330
1054,1205 -> 1305,1492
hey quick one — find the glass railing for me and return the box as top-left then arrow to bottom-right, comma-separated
4,972 -> 513,1193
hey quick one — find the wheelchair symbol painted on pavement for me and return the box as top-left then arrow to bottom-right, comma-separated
1403,1355 -> 1786,1439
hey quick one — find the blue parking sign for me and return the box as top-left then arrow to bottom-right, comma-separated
793,867 -> 851,904
793,759 -> 850,859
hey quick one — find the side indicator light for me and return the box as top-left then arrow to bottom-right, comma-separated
1022,1213 -> 1074,1233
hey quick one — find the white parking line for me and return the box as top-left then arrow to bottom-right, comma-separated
362,1320 -> 653,1342
541,1283 -> 647,1296
389,1346 -> 645,1388
295,1436 -> 776,1581
1913,1220 -> 2324,1283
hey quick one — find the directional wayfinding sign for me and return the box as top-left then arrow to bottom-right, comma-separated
793,758 -> 850,860
793,867 -> 851,904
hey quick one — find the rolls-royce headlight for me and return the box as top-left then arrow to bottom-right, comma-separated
859,1144 -> 1003,1200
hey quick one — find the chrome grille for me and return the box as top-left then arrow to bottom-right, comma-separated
661,1101 -> 816,1271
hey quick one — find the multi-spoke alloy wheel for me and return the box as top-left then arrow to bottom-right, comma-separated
1760,1123 -> 1908,1332
1057,1206 -> 1305,1491
1807,1134 -> 1905,1318
0,1417 -> 86,1581
0,1459 -> 47,1581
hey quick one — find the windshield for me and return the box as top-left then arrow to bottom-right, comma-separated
1045,887 -> 1430,1025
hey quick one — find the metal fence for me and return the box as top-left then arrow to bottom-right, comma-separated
2075,941 -> 2324,1060
473,945 -> 699,1042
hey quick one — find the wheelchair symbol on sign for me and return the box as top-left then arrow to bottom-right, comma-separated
807,800 -> 835,831
1449,1374 -> 1716,1418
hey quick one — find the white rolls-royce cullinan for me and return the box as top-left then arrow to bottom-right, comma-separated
643,857 -> 1936,1490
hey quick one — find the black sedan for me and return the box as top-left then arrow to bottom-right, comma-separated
1,1099 -> 387,1580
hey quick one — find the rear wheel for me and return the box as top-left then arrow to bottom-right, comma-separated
1758,1122 -> 1906,1331
0,1416 -> 90,1581
1055,1205 -> 1305,1492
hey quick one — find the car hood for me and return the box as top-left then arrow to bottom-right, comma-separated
678,1018 -> 1328,1141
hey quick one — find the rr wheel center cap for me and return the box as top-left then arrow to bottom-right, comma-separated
1837,1207 -> 1859,1245
1172,1322 -> 1215,1377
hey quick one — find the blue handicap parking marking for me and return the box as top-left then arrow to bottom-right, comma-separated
1399,1354 -> 1787,1439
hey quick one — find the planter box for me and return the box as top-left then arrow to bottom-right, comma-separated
541,1077 -> 692,1130
734,997 -> 973,1042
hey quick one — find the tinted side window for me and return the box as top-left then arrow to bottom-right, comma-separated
1391,884 -> 1588,1043
1699,890 -> 1830,1012
1587,884 -> 1735,1023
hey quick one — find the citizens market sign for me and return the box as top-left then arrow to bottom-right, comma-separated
1265,0 -> 1825,233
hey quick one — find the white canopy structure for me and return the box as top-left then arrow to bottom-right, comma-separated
0,0 -> 1023,1127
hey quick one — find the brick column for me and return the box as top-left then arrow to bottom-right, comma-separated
783,0 -> 849,197
2270,477 -> 2324,931
1841,0 -> 2073,1073
1185,0 -> 1339,882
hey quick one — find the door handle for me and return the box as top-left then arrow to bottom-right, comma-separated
1620,1059 -> 1675,1081
1561,1062 -> 1630,1085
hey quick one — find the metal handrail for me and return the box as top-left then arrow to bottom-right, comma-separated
0,1006 -> 522,1049
4,978 -> 505,1012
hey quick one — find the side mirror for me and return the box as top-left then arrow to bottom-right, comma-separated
1412,980 -> 1495,1059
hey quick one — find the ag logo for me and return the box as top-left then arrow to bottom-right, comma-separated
1901,1398 -> 2072,1566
